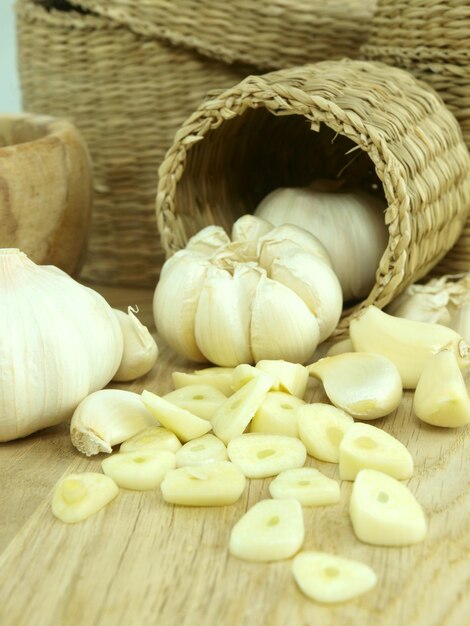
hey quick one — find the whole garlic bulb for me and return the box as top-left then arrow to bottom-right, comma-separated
254,183 -> 388,301
154,217 -> 343,366
0,249 -> 123,442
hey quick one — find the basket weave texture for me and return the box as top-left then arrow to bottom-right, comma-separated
156,59 -> 470,333
16,0 -> 376,288
362,0 -> 470,273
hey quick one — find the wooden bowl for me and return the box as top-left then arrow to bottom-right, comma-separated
0,113 -> 93,275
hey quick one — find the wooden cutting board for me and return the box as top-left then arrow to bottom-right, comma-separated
1,285 -> 469,626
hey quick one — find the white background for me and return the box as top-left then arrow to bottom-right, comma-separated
1,0 -> 22,112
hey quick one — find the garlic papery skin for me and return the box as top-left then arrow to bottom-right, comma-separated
257,224 -> 332,269
0,249 -> 123,442
185,225 -> 231,255
70,389 -> 157,456
231,215 -> 274,256
254,185 -> 388,301
112,307 -> 159,382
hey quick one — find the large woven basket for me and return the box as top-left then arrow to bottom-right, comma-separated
156,59 -> 470,334
362,0 -> 470,273
17,0 -> 377,288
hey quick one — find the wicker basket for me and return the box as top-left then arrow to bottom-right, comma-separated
17,0 -> 377,288
362,0 -> 470,273
156,59 -> 470,334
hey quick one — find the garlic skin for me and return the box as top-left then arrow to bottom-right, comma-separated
254,184 -> 388,301
154,217 -> 342,366
112,306 -> 158,382
0,249 -> 123,442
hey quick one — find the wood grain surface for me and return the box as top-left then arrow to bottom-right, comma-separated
1,285 -> 469,626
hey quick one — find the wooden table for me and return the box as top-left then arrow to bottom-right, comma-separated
1,285 -> 469,626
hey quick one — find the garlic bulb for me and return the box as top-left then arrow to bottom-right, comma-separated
0,249 -> 123,442
254,183 -> 388,301
112,306 -> 158,381
153,216 -> 343,366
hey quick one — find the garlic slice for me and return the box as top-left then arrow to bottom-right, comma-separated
231,363 -> 271,392
52,473 -> 119,524
120,426 -> 182,454
175,434 -> 228,467
297,403 -> 354,463
101,449 -> 176,490
112,306 -> 158,382
269,468 -> 340,507
185,225 -> 231,255
70,389 -> 157,456
350,305 -> 470,389
255,360 -> 309,398
251,275 -> 320,363
172,367 -> 235,396
308,352 -> 403,419
250,391 -> 305,438
227,433 -> 307,478
163,384 -> 227,420
413,349 -> 470,427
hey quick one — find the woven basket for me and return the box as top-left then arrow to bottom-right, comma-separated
156,59 -> 470,334
362,0 -> 470,273
17,0 -> 377,288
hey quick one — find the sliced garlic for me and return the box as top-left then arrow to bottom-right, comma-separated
70,389 -> 157,456
269,468 -> 340,507
413,349 -> 470,427
297,403 -> 354,463
251,274 -> 320,363
231,214 -> 274,256
250,391 -> 305,437
350,305 -> 470,389
185,225 -> 231,255
308,352 -> 402,419
211,373 -> 272,444
327,338 -> 354,357
101,450 -> 176,490
227,433 -> 307,478
292,551 -> 377,603
339,423 -> 413,481
231,363 -> 272,392
229,498 -> 304,562
255,359 -> 309,398
161,461 -> 246,506
172,367 -> 234,396
112,306 -> 158,382
52,473 -> 119,524
153,250 -> 209,362
175,434 -> 228,467
349,469 -> 427,546
120,426 -> 182,454
141,390 -> 211,442
163,384 -> 227,421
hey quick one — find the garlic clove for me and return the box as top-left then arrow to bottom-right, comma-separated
194,264 -> 261,366
120,426 -> 182,454
153,250 -> 209,362
175,433 -> 228,467
269,468 -> 340,507
413,349 -> 470,427
101,449 -> 176,490
52,473 -> 119,524
255,360 -> 309,398
249,391 -> 305,438
112,306 -> 158,382
70,389 -> 157,456
231,214 -> 274,256
257,224 -> 332,269
350,305 -> 470,389
185,225 -> 231,255
172,367 -> 235,396
327,338 -> 354,357
163,384 -> 227,421
297,403 -> 354,463
269,249 -> 343,342
250,274 -> 320,364
308,352 -> 403,419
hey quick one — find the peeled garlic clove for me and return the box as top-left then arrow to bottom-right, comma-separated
101,449 -> 176,490
227,433 -> 307,478
153,250 -> 209,362
112,306 -> 158,382
163,384 -> 227,420
269,249 -> 342,342
142,390 -> 212,442
194,264 -> 260,366
251,275 -> 320,364
229,498 -> 304,562
350,305 -> 470,389
70,389 -> 157,456
250,391 -> 305,438
172,367 -> 235,396
257,224 -> 332,268
292,551 -> 377,603
297,403 -> 354,463
231,214 -> 274,256
52,473 -> 119,524
269,468 -> 340,507
413,349 -> 470,427
161,461 -> 246,506
327,338 -> 354,357
255,360 -> 309,398
120,426 -> 182,454
185,225 -> 231,255
339,422 -> 413,481
211,373 -> 272,444
308,352 -> 403,419
349,469 -> 427,546
175,433 -> 228,467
